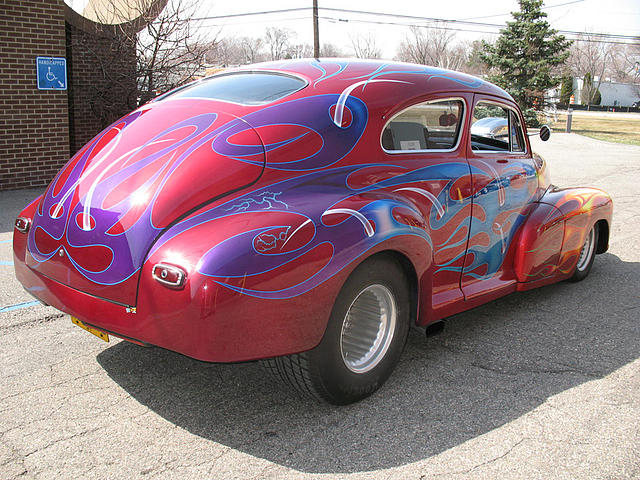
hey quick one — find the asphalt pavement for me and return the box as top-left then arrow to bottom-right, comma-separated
1,133 -> 638,479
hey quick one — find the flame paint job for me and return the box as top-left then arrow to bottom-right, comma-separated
13,59 -> 613,362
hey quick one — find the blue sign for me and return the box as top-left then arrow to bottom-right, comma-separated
36,57 -> 67,90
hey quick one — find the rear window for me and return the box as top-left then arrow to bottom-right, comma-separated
161,72 -> 306,105
382,99 -> 464,152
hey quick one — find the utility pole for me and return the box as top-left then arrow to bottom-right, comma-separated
313,0 -> 320,58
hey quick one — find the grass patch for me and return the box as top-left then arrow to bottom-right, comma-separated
546,113 -> 640,146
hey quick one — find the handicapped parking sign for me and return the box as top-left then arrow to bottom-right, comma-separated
36,57 -> 67,90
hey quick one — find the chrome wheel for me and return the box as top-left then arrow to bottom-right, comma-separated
340,284 -> 397,374
576,227 -> 595,272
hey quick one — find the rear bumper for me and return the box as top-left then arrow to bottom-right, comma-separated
13,252 -> 335,363
15,256 -> 163,346
11,195 -> 341,363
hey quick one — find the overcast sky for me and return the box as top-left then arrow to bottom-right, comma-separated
198,0 -> 640,58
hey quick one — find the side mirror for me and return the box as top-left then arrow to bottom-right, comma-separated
539,125 -> 551,141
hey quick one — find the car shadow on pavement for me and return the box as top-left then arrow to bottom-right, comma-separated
97,251 -> 639,474
0,188 -> 44,234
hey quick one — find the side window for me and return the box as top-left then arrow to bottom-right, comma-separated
509,110 -> 525,152
382,99 -> 464,152
471,102 -> 527,153
470,102 -> 509,151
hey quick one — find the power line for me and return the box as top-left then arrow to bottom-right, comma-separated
191,6 -> 640,45
193,7 -> 309,21
319,15 -> 639,46
200,16 -> 312,28
460,0 -> 586,21
318,7 -> 639,41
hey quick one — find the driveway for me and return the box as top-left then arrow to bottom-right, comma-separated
1,133 -> 638,479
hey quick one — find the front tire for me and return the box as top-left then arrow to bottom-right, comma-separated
263,255 -> 411,405
569,225 -> 598,282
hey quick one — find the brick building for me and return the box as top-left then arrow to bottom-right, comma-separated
0,1 -> 69,190
0,0 -> 154,191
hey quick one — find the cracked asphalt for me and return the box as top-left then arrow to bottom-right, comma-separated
1,133 -> 639,479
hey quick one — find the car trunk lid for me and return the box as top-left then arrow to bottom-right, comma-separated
25,99 -> 265,306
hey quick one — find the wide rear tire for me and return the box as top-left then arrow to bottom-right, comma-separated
263,255 -> 411,405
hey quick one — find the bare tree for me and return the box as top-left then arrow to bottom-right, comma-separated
567,34 -> 616,105
461,40 -> 488,76
609,43 -> 640,84
396,25 -> 468,71
350,32 -> 381,59
206,35 -> 348,66
205,37 -> 243,66
206,36 -> 267,66
264,27 -> 294,60
136,0 -> 214,103
319,42 -> 344,58
287,43 -> 314,59
90,0 -> 216,105
624,44 -> 640,100
240,36 -> 265,64
68,26 -> 138,129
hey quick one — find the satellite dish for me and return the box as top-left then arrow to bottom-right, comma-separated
64,0 -> 166,33
65,0 -> 146,24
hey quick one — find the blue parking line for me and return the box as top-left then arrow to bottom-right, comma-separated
0,300 -> 40,313
0,240 -> 11,244
0,261 -> 14,266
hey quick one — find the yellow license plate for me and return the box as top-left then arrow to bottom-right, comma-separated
71,316 -> 109,342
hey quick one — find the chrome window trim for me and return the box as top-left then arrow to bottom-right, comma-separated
509,110 -> 526,154
381,97 -> 467,154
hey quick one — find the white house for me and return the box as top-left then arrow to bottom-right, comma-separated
573,77 -> 640,106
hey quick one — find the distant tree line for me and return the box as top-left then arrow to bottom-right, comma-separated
88,0 -> 640,125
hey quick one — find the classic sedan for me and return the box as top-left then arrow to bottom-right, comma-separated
13,59 -> 612,404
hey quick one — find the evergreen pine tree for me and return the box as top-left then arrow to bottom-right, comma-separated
559,74 -> 573,105
480,0 -> 571,112
581,72 -> 602,106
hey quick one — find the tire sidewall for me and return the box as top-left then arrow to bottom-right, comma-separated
569,225 -> 599,282
309,256 -> 410,404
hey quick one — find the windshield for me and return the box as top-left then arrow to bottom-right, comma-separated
161,72 -> 307,105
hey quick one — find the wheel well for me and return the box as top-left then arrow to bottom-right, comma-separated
595,219 -> 609,254
366,250 -> 419,327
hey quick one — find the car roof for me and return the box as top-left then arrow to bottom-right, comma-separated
233,58 -> 514,103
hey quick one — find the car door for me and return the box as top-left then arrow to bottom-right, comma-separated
462,95 -> 538,300
382,94 -> 474,310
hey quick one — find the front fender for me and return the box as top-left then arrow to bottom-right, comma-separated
515,186 -> 612,290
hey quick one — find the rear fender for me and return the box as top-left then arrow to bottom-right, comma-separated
152,191 -> 434,295
140,184 -> 432,360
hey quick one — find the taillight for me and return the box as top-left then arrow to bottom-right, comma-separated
15,217 -> 30,233
152,263 -> 186,289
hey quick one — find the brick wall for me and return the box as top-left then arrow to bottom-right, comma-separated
0,1 -> 138,192
0,0 -> 70,191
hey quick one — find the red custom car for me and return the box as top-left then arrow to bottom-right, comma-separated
13,59 -> 612,404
